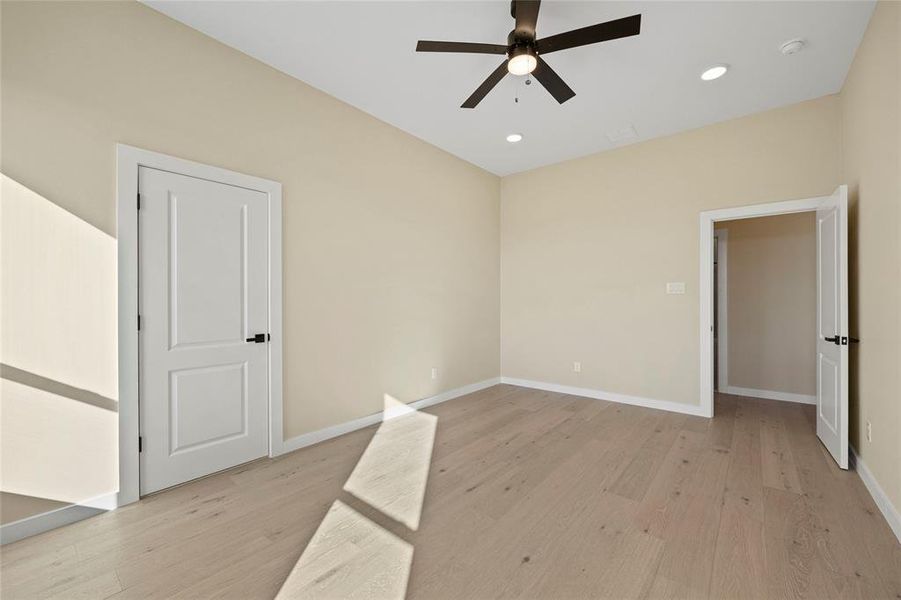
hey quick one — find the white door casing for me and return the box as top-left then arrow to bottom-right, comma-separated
699,186 -> 850,471
139,167 -> 270,494
714,229 -> 728,392
815,185 -> 849,469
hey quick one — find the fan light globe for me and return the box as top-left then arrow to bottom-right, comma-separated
508,53 -> 537,76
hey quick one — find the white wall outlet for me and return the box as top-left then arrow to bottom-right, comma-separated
431,367 -> 438,380
866,420 -> 872,442
573,361 -> 581,373
666,282 -> 686,295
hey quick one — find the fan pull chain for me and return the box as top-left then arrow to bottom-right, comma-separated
514,74 -> 532,104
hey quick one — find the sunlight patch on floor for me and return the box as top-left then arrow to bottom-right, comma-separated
275,500 -> 413,600
276,393 -> 437,598
343,394 -> 437,531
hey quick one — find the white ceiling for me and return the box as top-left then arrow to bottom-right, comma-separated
145,1 -> 874,176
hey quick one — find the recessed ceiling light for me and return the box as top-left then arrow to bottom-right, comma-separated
701,64 -> 729,81
506,133 -> 523,143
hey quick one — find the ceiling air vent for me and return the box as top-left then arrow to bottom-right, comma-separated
606,124 -> 638,143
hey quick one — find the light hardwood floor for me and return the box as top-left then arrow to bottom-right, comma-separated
2,385 -> 900,599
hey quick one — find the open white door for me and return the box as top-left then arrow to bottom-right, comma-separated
815,185 -> 849,469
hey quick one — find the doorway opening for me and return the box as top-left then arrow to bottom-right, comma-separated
714,214 -> 817,405
698,187 -> 849,468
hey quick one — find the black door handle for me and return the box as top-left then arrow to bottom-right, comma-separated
246,333 -> 268,343
824,335 -> 840,345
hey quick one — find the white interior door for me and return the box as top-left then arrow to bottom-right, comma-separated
815,185 -> 849,469
139,166 -> 270,494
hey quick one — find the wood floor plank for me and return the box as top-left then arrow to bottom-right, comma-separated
760,406 -> 803,494
709,397 -> 767,600
530,492 -> 664,600
606,413 -> 685,502
2,388 -> 899,600
648,441 -> 731,598
633,428 -> 710,538
707,393 -> 737,450
763,486 -> 838,599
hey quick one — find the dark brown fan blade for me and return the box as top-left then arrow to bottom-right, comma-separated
416,40 -> 508,54
461,61 -> 509,108
513,0 -> 541,38
537,14 -> 641,54
532,56 -> 575,104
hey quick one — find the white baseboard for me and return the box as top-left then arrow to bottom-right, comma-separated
721,385 -> 816,405
500,377 -> 710,417
0,492 -> 117,545
279,377 -> 502,455
850,446 -> 901,544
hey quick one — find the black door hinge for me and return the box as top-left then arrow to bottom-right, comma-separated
138,436 -> 143,452
137,192 -> 141,210
137,314 -> 142,331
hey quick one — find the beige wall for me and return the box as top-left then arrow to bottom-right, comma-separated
840,1 -> 901,515
0,1 -> 500,523
718,214 -> 816,397
501,96 -> 841,406
1,176 -> 119,517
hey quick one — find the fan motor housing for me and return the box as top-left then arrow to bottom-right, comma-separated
508,44 -> 537,62
507,30 -> 536,54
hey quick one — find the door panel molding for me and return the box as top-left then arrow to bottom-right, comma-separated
117,144 -> 283,506
168,361 -> 249,456
817,352 -> 839,433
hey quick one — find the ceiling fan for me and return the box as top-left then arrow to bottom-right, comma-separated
416,1 -> 641,108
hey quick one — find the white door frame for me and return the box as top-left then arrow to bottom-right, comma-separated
699,190 -> 842,417
116,144 -> 283,506
714,229 -> 728,392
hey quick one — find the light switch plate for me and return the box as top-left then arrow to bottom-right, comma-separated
666,282 -> 686,295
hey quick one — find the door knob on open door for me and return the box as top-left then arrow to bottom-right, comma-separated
246,333 -> 268,343
824,335 -> 840,345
